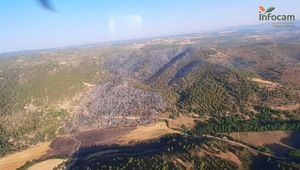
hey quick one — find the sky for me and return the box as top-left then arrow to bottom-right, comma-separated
0,0 -> 299,53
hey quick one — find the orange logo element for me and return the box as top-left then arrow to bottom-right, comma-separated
259,6 -> 275,14
259,6 -> 266,13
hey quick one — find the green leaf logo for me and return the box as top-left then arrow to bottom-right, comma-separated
265,7 -> 275,13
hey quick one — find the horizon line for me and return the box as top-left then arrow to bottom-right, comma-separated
0,21 -> 296,55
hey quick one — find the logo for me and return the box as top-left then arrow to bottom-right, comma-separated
259,6 -> 295,27
259,6 -> 295,22
259,6 -> 275,14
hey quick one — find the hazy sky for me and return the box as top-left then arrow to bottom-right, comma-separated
0,0 -> 299,52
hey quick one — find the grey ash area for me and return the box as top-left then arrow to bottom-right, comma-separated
103,46 -> 190,81
67,81 -> 166,132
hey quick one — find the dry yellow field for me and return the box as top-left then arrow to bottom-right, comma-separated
0,142 -> 50,170
118,122 -> 179,144
28,159 -> 66,170
228,131 -> 293,147
227,131 -> 300,156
